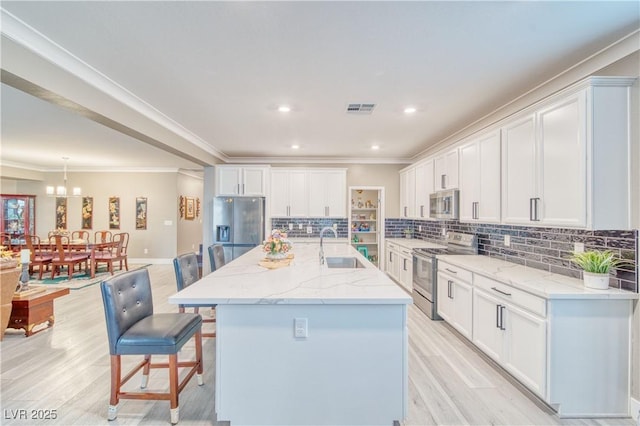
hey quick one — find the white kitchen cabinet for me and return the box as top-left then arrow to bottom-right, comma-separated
473,285 -> 546,398
433,148 -> 459,191
385,241 -> 400,282
398,247 -> 413,293
308,169 -> 347,217
501,77 -> 634,229
399,167 -> 415,218
270,169 -> 308,217
414,160 -> 434,219
216,165 -> 269,196
459,131 -> 501,223
437,267 -> 472,339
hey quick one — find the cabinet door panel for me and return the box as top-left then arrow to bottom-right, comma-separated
324,171 -> 346,217
502,115 -> 536,224
436,272 -> 454,324
473,290 -> 504,361
459,142 -> 479,221
307,172 -> 326,216
503,305 -> 547,398
538,94 -> 586,227
415,161 -> 433,219
270,171 -> 290,217
242,168 -> 266,196
218,167 -> 241,195
478,132 -> 501,222
445,150 -> 459,189
288,171 -> 308,217
452,280 -> 473,339
400,168 -> 416,218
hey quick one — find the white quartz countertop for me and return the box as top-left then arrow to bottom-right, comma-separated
386,238 -> 446,250
169,243 -> 412,305
437,255 -> 638,300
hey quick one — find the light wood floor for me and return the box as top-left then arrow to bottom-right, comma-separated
1,264 -> 635,426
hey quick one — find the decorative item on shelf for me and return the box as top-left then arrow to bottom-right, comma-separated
352,235 -> 359,243
262,229 -> 293,261
357,197 -> 363,208
359,223 -> 370,232
570,249 -> 631,290
365,200 -> 373,208
369,213 -> 375,220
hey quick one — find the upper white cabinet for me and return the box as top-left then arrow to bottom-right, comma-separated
414,160 -> 434,219
270,168 -> 346,218
399,168 -> 416,218
270,169 -> 308,217
308,170 -> 347,217
459,131 -> 501,223
501,77 -> 634,229
434,148 -> 459,191
217,165 -> 269,196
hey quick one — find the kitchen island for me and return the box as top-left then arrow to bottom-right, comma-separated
169,243 -> 412,426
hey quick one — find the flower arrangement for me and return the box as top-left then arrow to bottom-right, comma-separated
263,229 -> 293,259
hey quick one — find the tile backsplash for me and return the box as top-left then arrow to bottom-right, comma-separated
271,218 -> 349,238
387,218 -> 638,292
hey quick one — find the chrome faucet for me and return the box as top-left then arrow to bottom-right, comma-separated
319,226 -> 338,265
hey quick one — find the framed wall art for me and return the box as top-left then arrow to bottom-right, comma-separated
185,197 -> 195,220
55,197 -> 67,230
108,196 -> 120,229
136,197 -> 147,230
81,196 -> 93,229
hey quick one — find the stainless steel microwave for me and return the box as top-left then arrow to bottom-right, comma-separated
429,189 -> 459,220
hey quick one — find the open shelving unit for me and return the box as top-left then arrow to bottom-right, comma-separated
348,186 -> 385,268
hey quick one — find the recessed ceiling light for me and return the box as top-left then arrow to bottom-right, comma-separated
404,107 -> 417,114
278,105 -> 291,113
371,145 -> 380,150
291,144 -> 300,149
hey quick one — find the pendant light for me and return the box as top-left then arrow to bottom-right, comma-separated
46,157 -> 81,197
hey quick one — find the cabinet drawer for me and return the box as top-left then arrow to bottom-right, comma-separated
474,274 -> 546,318
387,242 -> 398,252
437,261 -> 472,284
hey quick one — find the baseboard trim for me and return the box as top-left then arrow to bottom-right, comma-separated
629,396 -> 640,423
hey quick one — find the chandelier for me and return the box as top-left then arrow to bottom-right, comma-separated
46,157 -> 81,197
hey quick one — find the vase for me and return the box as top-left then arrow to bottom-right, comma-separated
266,252 -> 287,261
583,271 -> 610,290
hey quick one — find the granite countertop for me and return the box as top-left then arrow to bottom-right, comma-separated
437,255 -> 638,300
169,243 -> 412,305
385,238 -> 446,250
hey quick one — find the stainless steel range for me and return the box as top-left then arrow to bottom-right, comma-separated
412,232 -> 478,319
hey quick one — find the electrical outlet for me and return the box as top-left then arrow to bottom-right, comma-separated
298,223 -> 303,230
144,248 -> 148,254
288,223 -> 293,230
294,318 -> 308,338
441,228 -> 447,236
333,223 -> 337,230
418,225 -> 422,232
504,235 -> 511,247
306,226 -> 312,234
574,242 -> 585,253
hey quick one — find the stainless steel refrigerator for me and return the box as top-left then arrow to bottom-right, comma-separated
213,196 -> 265,262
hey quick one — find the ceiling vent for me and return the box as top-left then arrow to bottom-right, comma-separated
346,103 -> 376,114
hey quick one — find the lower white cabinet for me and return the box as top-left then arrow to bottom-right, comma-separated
385,242 -> 412,293
473,287 -> 546,398
438,258 -> 632,417
436,269 -> 472,339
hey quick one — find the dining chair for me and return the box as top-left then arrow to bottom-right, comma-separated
207,244 -> 226,272
100,268 -> 203,424
173,253 -> 216,338
51,235 -> 89,280
71,230 -> 90,243
24,235 -> 54,280
115,232 -> 129,271
93,233 -> 123,276
94,230 -> 112,244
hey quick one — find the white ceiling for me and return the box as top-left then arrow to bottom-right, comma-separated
1,1 -> 639,171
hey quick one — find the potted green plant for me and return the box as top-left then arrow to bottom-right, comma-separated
570,250 -> 627,290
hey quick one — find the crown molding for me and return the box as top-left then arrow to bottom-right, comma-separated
0,7 -> 228,163
223,156 -> 412,165
0,161 -> 184,174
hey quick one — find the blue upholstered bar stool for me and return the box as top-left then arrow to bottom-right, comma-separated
173,253 -> 216,338
207,244 -> 226,272
100,268 -> 203,424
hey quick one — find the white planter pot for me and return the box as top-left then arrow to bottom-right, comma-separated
583,271 -> 610,290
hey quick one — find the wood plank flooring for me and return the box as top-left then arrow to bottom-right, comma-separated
1,264 -> 635,425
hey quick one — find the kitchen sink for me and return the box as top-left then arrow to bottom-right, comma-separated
325,257 -> 365,269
